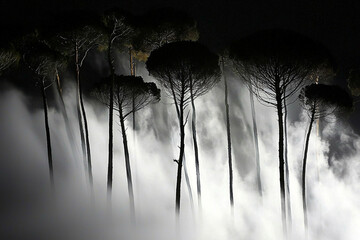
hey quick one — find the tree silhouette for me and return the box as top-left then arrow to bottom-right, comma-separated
21,40 -> 65,188
101,8 -> 134,195
131,8 -> 199,61
45,12 -> 103,187
92,75 -> 160,217
227,49 -> 263,201
299,83 -> 353,232
220,56 -> 235,207
146,41 -> 220,214
229,29 -> 331,235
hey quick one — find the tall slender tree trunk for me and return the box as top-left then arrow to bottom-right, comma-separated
275,79 -> 287,236
55,71 -> 77,159
249,85 -> 262,196
283,90 -> 292,229
40,78 -> 54,187
76,45 -> 93,186
302,105 -> 316,234
75,45 -> 86,164
222,59 -> 233,207
107,41 -> 115,194
183,154 -> 194,212
190,82 -> 201,208
175,87 -> 185,215
119,106 -> 135,217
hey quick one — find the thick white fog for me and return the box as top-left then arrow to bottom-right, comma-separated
1,64 -> 360,240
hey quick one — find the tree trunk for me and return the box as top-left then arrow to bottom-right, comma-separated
40,78 -> 54,188
302,105 -> 316,234
76,45 -> 93,187
190,84 -> 201,208
107,41 -> 115,194
222,59 -> 234,207
119,106 -> 135,218
283,91 -> 292,229
55,71 -> 77,160
75,45 -> 86,165
249,85 -> 262,196
183,154 -> 194,212
175,88 -> 185,215
275,79 -> 287,236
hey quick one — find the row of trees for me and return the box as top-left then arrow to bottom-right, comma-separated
0,7 -> 356,238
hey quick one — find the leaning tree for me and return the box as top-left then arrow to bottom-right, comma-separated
44,12 -> 103,187
101,8 -> 134,194
228,29 -> 331,235
21,40 -> 65,188
146,41 -> 220,214
299,83 -> 353,232
92,75 -> 160,217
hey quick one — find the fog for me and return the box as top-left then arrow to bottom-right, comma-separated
1,64 -> 360,240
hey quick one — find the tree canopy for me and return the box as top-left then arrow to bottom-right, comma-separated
299,83 -> 353,118
228,29 -> 334,106
131,8 -> 199,61
146,41 -> 220,107
92,75 -> 160,118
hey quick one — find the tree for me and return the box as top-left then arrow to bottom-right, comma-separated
228,29 -> 331,235
220,56 -> 235,207
146,41 -> 220,215
299,83 -> 353,232
101,8 -> 134,195
92,75 -> 160,217
21,40 -> 65,188
45,12 -> 103,187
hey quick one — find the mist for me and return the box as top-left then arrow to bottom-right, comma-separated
1,62 -> 360,240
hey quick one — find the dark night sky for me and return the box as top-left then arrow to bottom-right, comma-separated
1,0 -> 360,129
1,0 -> 360,67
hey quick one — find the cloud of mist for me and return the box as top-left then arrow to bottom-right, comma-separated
1,63 -> 360,240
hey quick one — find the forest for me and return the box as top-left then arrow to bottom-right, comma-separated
1,5 -> 360,240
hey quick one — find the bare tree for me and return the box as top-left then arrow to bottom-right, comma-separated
299,83 -> 353,233
92,75 -> 160,218
220,56 -> 234,207
228,29 -> 331,235
45,13 -> 103,187
146,41 -> 220,215
21,40 -> 65,188
101,8 -> 134,195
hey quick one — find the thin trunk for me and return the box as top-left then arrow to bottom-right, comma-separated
249,86 -> 262,196
222,59 -> 233,207
55,71 -> 77,160
175,85 -> 185,215
302,105 -> 316,234
107,41 -> 115,194
283,91 -> 292,229
75,45 -> 86,164
183,154 -> 194,212
79,70 -> 93,186
119,105 -> 135,218
275,79 -> 287,236
190,82 -> 201,207
76,45 -> 93,186
41,78 -> 54,187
